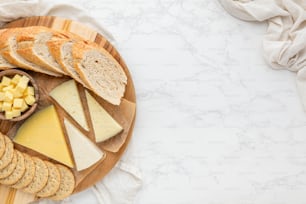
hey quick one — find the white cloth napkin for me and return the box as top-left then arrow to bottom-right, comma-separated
0,0 -> 142,203
219,0 -> 306,110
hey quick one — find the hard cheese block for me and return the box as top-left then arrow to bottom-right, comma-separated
64,118 -> 104,171
13,105 -> 74,168
49,80 -> 89,131
85,91 -> 123,143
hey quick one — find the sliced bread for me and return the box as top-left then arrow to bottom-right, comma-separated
72,41 -> 127,105
16,29 -> 69,75
0,29 -> 16,69
0,27 -> 62,76
48,39 -> 87,87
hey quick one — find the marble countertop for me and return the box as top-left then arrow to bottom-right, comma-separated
65,0 -> 306,203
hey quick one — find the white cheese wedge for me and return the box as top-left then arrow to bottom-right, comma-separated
64,118 -> 104,171
50,80 -> 89,131
85,91 -> 123,142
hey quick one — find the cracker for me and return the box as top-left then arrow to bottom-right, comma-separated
0,150 -> 26,185
22,157 -> 48,194
11,153 -> 35,189
49,164 -> 75,200
0,149 -> 17,179
0,132 -> 5,158
0,136 -> 14,170
36,161 -> 61,198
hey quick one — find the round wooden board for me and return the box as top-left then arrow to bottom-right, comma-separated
0,16 -> 136,198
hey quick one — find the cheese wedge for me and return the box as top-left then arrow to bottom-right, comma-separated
64,118 -> 104,171
13,105 -> 74,168
50,80 -> 89,131
85,91 -> 123,142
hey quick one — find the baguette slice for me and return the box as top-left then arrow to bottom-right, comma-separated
0,29 -> 16,69
72,42 -> 127,105
48,39 -> 86,87
0,27 -> 62,76
16,30 -> 69,75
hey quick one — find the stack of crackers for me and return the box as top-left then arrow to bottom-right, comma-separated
0,132 -> 75,200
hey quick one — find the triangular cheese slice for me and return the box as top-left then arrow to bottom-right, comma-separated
50,80 -> 89,131
85,91 -> 123,142
13,105 -> 74,168
64,118 -> 104,171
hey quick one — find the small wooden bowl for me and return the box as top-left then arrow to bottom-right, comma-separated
0,69 -> 39,121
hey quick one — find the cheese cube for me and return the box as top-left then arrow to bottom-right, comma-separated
11,74 -> 21,85
13,98 -> 24,108
5,111 -> 13,119
24,95 -> 35,105
4,91 -> 13,102
19,75 -> 30,84
11,108 -> 21,118
2,101 -> 12,111
3,85 -> 14,92
1,76 -> 11,86
0,92 -> 5,101
16,81 -> 28,93
0,102 -> 2,111
20,101 -> 28,112
24,86 -> 34,96
12,88 -> 23,98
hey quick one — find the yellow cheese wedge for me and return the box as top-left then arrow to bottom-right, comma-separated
85,91 -> 123,143
50,80 -> 89,131
13,105 -> 74,168
64,118 -> 104,171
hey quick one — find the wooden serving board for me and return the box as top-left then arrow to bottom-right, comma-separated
0,16 -> 136,203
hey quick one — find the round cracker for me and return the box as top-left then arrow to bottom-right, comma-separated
49,165 -> 75,200
22,157 -> 48,194
0,149 -> 17,179
0,150 -> 26,185
36,161 -> 61,198
11,153 -> 35,189
0,136 -> 14,169
0,132 -> 5,158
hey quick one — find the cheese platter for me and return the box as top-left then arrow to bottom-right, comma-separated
0,16 -> 136,203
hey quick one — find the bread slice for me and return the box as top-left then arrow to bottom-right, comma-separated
16,29 -> 69,75
72,42 -> 127,105
0,27 -> 62,76
0,29 -> 17,69
48,40 -> 86,86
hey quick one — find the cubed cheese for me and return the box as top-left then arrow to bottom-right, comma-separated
2,101 -> 12,111
24,86 -> 34,96
11,88 -> 23,98
11,108 -> 21,118
11,74 -> 21,85
13,98 -> 24,108
19,75 -> 30,84
2,85 -> 14,92
5,111 -> 13,119
1,76 -> 11,86
4,91 -> 13,102
16,81 -> 28,93
20,101 -> 28,112
0,102 -> 2,111
24,95 -> 35,105
0,92 -> 5,101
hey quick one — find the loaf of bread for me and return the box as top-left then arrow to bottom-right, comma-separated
0,27 -> 62,76
0,26 -> 127,105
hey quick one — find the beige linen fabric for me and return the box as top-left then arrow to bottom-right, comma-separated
219,0 -> 306,109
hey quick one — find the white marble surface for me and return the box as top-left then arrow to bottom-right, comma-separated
65,0 -> 306,203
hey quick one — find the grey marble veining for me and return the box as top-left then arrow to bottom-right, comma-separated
66,0 -> 306,203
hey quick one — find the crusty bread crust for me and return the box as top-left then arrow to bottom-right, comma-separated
0,27 -> 62,76
16,29 -> 69,75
